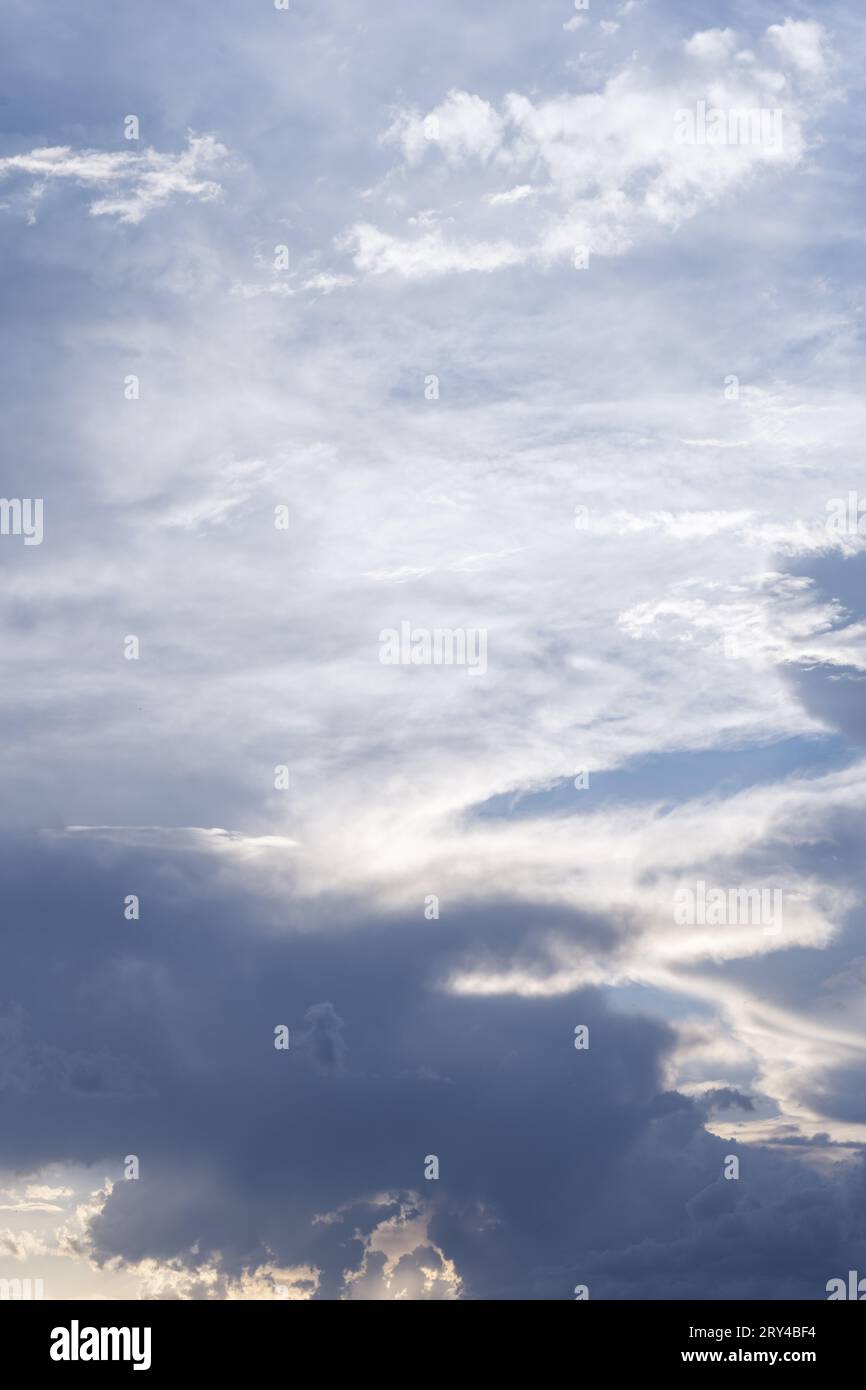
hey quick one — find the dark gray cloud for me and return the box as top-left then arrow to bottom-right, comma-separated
0,831 -> 862,1299
701,1088 -> 755,1113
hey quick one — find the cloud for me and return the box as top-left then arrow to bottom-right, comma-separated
340,222 -> 524,278
384,90 -> 505,166
767,19 -> 828,76
487,185 -> 535,206
0,786 -> 863,1299
1,0 -> 864,1302
299,1003 -> 348,1072
0,135 -> 228,223
0,1004 -> 153,1102
684,28 -> 739,63
336,21 -> 829,281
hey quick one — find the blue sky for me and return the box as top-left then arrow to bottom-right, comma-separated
1,0 -> 866,1299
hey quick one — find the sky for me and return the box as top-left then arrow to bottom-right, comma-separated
1,0 -> 866,1301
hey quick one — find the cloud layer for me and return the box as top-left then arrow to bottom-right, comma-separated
1,0 -> 865,1299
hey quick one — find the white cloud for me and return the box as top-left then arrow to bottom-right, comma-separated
340,1202 -> 462,1300
341,222 -> 524,278
684,28 -> 738,62
0,135 -> 228,223
230,280 -> 294,298
302,272 -> 356,294
487,184 -> 536,206
767,18 -> 827,76
384,90 -> 505,166
339,23 -> 829,281
26,1185 -> 72,1201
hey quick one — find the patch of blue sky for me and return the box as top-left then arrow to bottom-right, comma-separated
472,734 -> 858,822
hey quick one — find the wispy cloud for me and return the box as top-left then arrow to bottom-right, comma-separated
0,134 -> 228,223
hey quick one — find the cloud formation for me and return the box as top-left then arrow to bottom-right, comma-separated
338,21 -> 830,280
0,0 -> 865,1301
0,135 -> 227,223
